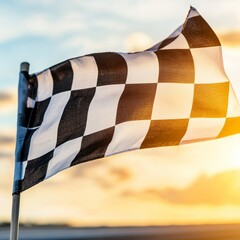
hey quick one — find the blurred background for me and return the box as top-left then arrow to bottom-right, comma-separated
1,0 -> 240,230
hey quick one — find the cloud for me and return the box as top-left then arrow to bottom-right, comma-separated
121,170 -> 240,206
219,31 -> 240,46
0,92 -> 12,101
0,152 -> 13,160
92,167 -> 132,189
124,32 -> 154,52
0,0 -> 186,44
47,155 -> 132,190
0,3 -> 85,43
159,170 -> 240,205
0,135 -> 15,144
109,167 -> 131,181
63,35 -> 122,53
21,0 -> 57,6
0,91 -> 17,114
78,0 -> 184,21
0,133 -> 15,161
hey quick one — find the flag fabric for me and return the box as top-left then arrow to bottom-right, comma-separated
14,7 -> 240,193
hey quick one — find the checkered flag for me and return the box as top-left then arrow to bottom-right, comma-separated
14,7 -> 240,193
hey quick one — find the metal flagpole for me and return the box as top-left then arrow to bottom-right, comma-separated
10,62 -> 30,240
10,194 -> 21,240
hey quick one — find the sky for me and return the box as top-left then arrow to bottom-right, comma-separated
1,0 -> 240,226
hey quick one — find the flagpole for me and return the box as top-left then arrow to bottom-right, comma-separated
10,62 -> 30,240
10,194 -> 21,240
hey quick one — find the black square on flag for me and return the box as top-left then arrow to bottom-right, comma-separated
116,83 -> 157,124
191,82 -> 229,118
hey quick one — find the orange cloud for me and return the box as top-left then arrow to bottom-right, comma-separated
0,135 -> 15,144
0,134 -> 15,160
219,32 -> 240,47
109,167 -> 132,181
0,91 -> 17,114
92,167 -> 132,189
0,92 -> 12,101
122,170 -> 240,206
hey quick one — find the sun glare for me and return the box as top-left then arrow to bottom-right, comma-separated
225,135 -> 240,170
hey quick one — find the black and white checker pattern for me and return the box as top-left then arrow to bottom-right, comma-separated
14,7 -> 240,193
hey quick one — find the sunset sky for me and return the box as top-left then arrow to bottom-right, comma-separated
1,0 -> 240,226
